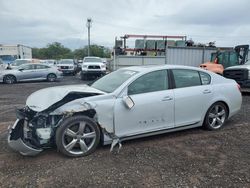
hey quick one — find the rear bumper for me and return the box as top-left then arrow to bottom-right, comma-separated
8,119 -> 42,156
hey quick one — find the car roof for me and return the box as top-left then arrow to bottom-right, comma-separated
84,56 -> 101,59
20,63 -> 51,66
121,64 -> 208,74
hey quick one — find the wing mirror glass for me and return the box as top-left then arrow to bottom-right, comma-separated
122,96 -> 135,109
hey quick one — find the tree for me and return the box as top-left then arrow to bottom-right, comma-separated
32,42 -> 111,60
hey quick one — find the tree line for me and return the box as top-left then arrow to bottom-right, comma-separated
32,42 -> 111,60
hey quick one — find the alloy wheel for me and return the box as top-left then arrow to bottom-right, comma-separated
207,104 -> 226,129
62,121 -> 97,155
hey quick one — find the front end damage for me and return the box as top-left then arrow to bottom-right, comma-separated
8,86 -> 122,156
8,107 -> 64,156
8,119 -> 42,156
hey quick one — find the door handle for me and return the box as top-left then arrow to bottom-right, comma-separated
203,89 -> 211,94
162,96 -> 173,101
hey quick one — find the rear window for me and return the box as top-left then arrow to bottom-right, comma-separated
199,72 -> 211,85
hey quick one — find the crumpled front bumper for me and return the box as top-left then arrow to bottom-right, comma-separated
8,119 -> 42,156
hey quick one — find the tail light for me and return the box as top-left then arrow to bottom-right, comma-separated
237,84 -> 241,92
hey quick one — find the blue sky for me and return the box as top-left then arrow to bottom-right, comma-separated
1,0 -> 250,49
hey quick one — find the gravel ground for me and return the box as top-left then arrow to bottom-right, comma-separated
0,76 -> 249,187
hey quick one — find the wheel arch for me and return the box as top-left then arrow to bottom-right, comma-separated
215,100 -> 230,116
71,109 -> 105,144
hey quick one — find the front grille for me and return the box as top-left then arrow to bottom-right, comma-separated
88,65 -> 101,69
223,69 -> 248,81
60,66 -> 69,69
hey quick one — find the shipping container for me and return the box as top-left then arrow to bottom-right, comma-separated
110,46 -> 219,71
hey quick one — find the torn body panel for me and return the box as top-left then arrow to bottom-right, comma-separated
8,88 -> 120,156
50,94 -> 118,145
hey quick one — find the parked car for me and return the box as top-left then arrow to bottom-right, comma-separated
81,56 -> 106,80
8,65 -> 241,157
57,59 -> 77,75
10,59 -> 41,69
223,61 -> 250,88
41,59 -> 57,67
0,63 -> 62,84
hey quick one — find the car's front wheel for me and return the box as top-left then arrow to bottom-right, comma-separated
204,102 -> 228,130
56,115 -> 100,157
47,73 -> 57,82
3,75 -> 16,84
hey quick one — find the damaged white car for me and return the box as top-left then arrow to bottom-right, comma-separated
8,65 -> 242,157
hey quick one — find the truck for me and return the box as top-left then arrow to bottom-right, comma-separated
0,44 -> 32,64
200,45 -> 249,75
223,61 -> 250,89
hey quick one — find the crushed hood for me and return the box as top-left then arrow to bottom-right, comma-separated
26,84 -> 105,112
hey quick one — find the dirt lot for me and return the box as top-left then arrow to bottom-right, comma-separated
0,76 -> 250,187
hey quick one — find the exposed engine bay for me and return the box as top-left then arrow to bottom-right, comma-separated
8,85 -> 118,156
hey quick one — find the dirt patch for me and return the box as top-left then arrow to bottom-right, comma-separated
0,76 -> 249,187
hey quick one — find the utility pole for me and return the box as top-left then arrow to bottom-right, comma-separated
86,18 -> 92,56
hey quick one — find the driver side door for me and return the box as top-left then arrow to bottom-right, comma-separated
114,70 -> 174,137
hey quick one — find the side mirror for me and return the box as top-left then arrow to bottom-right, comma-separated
122,96 -> 135,109
18,68 -> 24,71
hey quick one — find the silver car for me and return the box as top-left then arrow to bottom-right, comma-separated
0,63 -> 63,84
8,65 -> 241,157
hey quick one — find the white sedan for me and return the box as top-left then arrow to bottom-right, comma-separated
8,65 -> 242,157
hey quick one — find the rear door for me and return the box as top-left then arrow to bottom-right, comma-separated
172,69 -> 213,127
34,64 -> 50,79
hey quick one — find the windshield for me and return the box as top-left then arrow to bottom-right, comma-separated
91,69 -> 138,93
12,60 -> 30,66
84,57 -> 102,63
59,60 -> 74,64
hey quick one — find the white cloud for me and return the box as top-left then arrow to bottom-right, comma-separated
1,0 -> 250,49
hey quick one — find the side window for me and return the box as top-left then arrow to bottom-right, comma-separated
128,70 -> 168,95
199,72 -> 211,85
173,69 -> 201,88
20,64 -> 34,70
36,65 -> 49,69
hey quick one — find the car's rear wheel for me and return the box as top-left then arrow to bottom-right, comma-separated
204,102 -> 228,130
56,115 -> 100,157
47,73 -> 57,82
3,75 -> 16,84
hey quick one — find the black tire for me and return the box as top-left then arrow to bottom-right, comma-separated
3,75 -> 16,84
203,102 -> 228,130
47,73 -> 57,82
56,115 -> 100,157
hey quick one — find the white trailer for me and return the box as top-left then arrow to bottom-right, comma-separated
0,44 -> 32,64
109,46 -> 235,71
